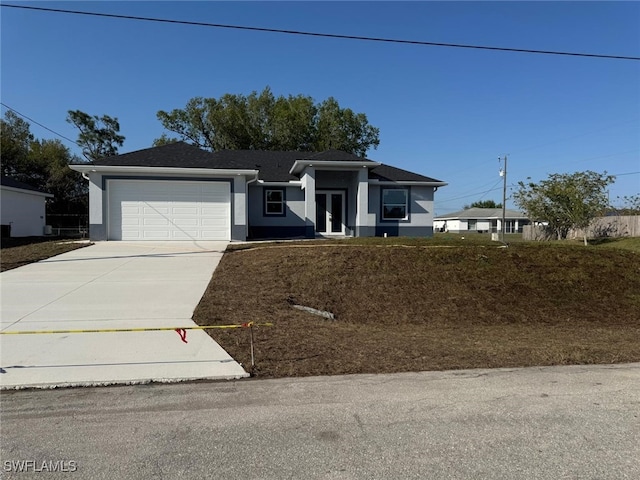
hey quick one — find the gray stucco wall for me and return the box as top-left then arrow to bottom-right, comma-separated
247,184 -> 306,238
247,185 -> 305,226
368,184 -> 435,237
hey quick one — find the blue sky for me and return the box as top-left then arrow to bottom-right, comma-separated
1,1 -> 638,214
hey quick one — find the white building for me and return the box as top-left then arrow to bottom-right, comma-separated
1,176 -> 53,237
434,207 -> 529,234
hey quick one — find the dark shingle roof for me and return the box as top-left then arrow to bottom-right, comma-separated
305,149 -> 374,162
92,142 -> 229,168
369,164 -> 443,183
87,142 -> 443,183
210,150 -> 305,181
0,175 -> 51,194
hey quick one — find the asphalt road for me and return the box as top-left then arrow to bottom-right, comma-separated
1,363 -> 639,479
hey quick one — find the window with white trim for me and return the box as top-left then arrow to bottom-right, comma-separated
264,189 -> 284,215
382,188 -> 408,220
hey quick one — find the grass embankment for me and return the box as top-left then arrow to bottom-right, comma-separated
0,237 -> 90,272
194,236 -> 640,378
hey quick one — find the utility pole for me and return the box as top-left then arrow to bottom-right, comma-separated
499,155 -> 508,243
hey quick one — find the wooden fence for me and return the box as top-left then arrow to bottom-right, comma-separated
523,215 -> 640,241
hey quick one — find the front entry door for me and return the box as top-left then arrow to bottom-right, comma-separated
315,191 -> 345,235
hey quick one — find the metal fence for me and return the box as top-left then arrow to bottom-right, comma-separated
48,227 -> 89,238
523,215 -> 640,241
45,214 -> 89,238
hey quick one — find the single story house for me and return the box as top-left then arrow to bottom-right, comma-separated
434,207 -> 530,234
1,176 -> 54,237
69,142 -> 446,241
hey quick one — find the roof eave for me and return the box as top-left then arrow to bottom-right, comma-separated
69,165 -> 259,176
0,185 -> 54,198
289,160 -> 380,175
256,180 -> 303,186
369,180 -> 448,187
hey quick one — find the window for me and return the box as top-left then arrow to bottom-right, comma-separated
264,189 -> 284,215
505,220 -> 516,234
467,219 -> 477,231
382,188 -> 408,220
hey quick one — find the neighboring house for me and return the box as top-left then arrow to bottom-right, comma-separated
434,207 -> 529,234
0,176 -> 54,237
69,142 -> 446,241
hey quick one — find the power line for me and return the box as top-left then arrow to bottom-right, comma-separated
436,184 -> 508,204
3,4 -> 639,61
0,102 -> 78,146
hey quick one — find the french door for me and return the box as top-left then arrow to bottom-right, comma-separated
315,191 -> 345,235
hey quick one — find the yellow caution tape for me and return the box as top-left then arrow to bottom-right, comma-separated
0,322 -> 273,335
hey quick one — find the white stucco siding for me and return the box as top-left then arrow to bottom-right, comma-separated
440,219 -> 463,232
477,220 -> 491,231
0,188 -> 49,237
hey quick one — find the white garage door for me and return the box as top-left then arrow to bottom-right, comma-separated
108,180 -> 231,240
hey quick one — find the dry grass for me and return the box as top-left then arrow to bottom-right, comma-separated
194,239 -> 640,378
0,237 -> 91,272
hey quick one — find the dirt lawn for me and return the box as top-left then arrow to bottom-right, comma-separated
193,238 -> 640,378
1,237 -> 91,272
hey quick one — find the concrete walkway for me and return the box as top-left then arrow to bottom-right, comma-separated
0,241 -> 248,389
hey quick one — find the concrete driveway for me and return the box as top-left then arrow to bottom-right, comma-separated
0,241 -> 248,389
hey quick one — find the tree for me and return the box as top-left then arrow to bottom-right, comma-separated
66,110 -> 125,161
613,194 -> 640,215
155,86 -> 380,157
1,110 -> 34,178
513,171 -> 615,245
152,133 -> 179,147
0,111 -> 88,219
463,200 -> 503,209
28,138 -> 88,215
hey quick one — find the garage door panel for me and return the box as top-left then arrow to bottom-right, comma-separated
172,206 -> 199,215
121,205 -> 141,215
143,231 -> 171,240
201,206 -> 229,216
201,216 -> 229,223
171,230 -> 200,239
143,218 -> 170,226
108,180 -> 231,241
173,218 -> 199,227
